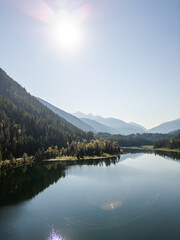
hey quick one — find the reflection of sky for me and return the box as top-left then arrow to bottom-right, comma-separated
121,153 -> 180,173
120,153 -> 144,162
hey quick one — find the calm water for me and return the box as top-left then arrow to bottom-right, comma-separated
1,151 -> 180,240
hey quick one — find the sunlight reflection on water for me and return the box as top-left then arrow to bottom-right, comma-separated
48,228 -> 65,240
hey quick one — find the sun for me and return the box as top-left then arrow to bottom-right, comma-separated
51,10 -> 84,52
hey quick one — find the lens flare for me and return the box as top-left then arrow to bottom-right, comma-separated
101,201 -> 123,210
5,0 -> 92,53
48,228 -> 64,240
6,0 -> 54,23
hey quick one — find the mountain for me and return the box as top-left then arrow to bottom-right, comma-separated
129,122 -> 147,132
148,118 -> 180,134
36,97 -> 95,133
80,118 -> 118,134
0,68 -> 91,160
73,112 -> 146,135
73,111 -> 92,119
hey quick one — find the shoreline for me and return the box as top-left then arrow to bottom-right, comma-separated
121,146 -> 180,153
0,159 -> 34,173
0,154 -> 121,172
154,148 -> 180,153
1,147 -> 180,172
43,154 -> 121,162
121,146 -> 153,150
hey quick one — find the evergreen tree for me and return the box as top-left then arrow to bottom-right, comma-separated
0,150 -> 2,161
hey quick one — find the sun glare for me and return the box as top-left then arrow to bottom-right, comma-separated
51,10 -> 84,52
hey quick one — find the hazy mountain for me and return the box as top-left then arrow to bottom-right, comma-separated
73,112 -> 146,135
129,122 -> 147,132
73,112 -> 94,119
80,118 -> 118,134
0,68 -> 89,160
148,118 -> 180,134
37,98 -> 95,133
74,112 -> 180,135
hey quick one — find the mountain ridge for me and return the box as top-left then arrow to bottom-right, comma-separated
73,112 -> 180,135
80,118 -> 118,134
148,118 -> 180,134
36,97 -> 95,133
73,112 -> 146,135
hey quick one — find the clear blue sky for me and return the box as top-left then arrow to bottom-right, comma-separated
0,0 -> 180,129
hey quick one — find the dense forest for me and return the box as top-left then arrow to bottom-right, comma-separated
153,134 -> 180,149
97,131 -> 180,148
0,68 -> 94,160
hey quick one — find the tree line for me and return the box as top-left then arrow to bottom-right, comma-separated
153,134 -> 180,149
34,139 -> 121,160
97,132 -> 180,148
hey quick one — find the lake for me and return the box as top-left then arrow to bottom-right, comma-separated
1,150 -> 180,240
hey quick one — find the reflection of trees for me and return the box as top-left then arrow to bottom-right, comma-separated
155,151 -> 180,161
0,157 -> 120,206
122,148 -> 180,161
0,162 -> 66,206
58,156 -> 120,167
122,148 -> 154,155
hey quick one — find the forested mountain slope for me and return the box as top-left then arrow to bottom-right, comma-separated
0,68 -> 92,160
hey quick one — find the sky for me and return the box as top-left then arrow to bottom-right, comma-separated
0,0 -> 180,129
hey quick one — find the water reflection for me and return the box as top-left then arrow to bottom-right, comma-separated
48,228 -> 65,240
155,150 -> 180,161
0,157 -> 120,206
1,151 -> 180,207
1,151 -> 180,240
0,162 -> 66,206
122,148 -> 180,161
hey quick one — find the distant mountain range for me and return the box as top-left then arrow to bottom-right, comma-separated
147,118 -> 180,134
36,98 -> 95,133
80,118 -> 118,134
129,122 -> 147,132
73,112 -> 180,135
73,112 -> 146,135
35,98 -> 180,135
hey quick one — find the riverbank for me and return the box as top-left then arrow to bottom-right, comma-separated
121,146 -> 153,150
0,153 -> 122,172
43,153 -> 121,162
121,146 -> 180,153
154,148 -> 180,153
0,157 -> 34,172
